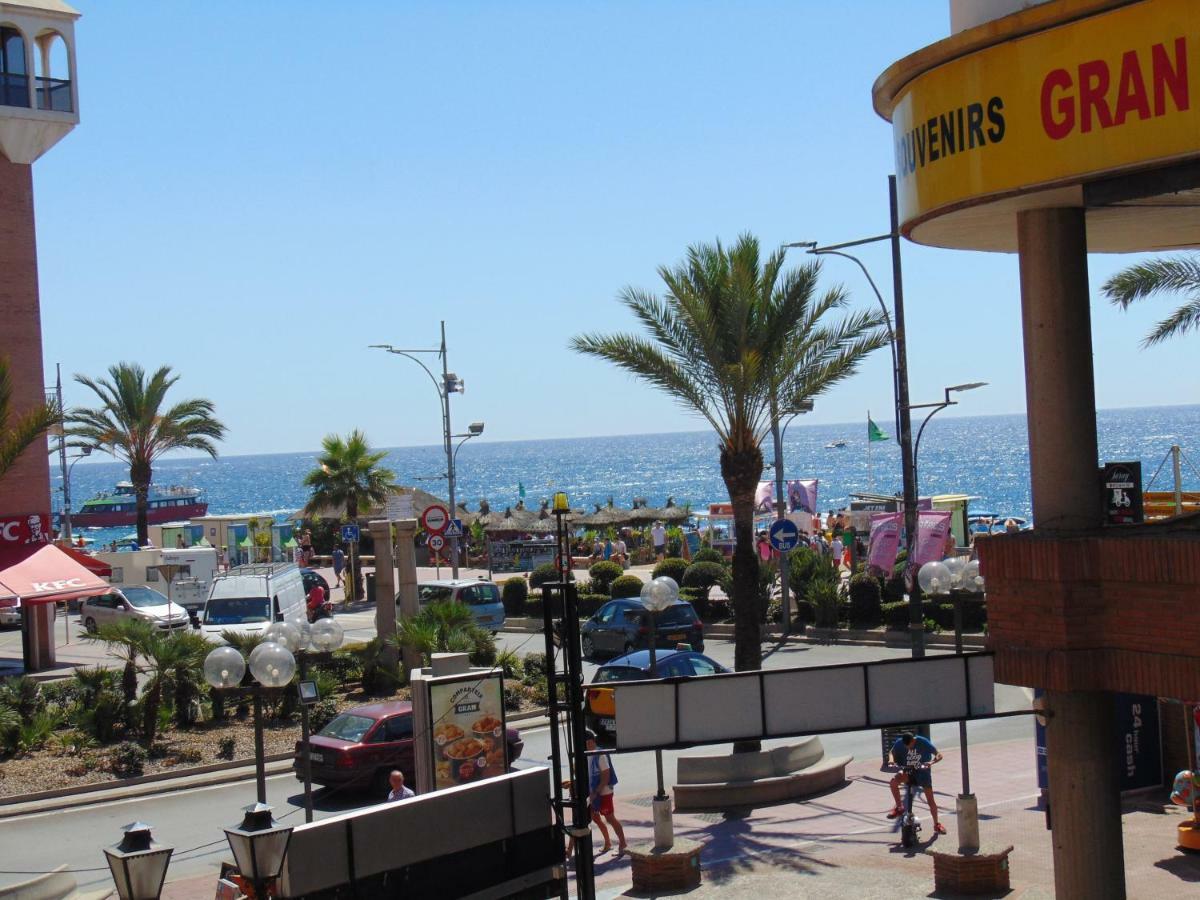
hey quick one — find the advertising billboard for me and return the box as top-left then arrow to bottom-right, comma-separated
427,672 -> 509,791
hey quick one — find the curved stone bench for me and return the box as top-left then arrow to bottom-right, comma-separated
673,736 -> 851,811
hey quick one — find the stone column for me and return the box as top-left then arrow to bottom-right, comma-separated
1017,207 -> 1124,898
392,519 -> 422,677
369,521 -> 398,673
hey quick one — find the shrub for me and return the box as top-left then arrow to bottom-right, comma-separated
651,557 -> 689,584
787,546 -> 823,597
578,594 -> 609,617
522,652 -> 548,683
588,561 -> 623,594
14,709 -> 62,755
504,682 -> 526,712
0,675 -> 40,719
707,597 -> 732,621
793,600 -> 816,626
501,577 -> 529,616
692,547 -> 725,565
529,563 -> 560,591
109,741 -> 148,778
310,699 -> 340,733
847,573 -> 883,627
679,586 -> 708,618
610,575 -> 644,599
720,559 -> 778,622
468,628 -> 497,667
806,578 -> 843,629
682,562 -> 726,599
881,574 -> 906,602
217,736 -> 237,760
881,600 -> 943,631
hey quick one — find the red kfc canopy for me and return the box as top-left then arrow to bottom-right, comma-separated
0,543 -> 113,604
56,543 -> 113,578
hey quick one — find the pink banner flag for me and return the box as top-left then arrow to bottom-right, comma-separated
786,479 -> 819,515
754,481 -> 775,513
867,513 -> 902,575
913,510 -> 953,567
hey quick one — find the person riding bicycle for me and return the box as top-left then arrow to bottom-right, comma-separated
887,731 -> 945,834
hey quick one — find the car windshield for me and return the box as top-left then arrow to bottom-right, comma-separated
418,585 -> 454,604
205,597 -> 270,625
594,666 -> 645,683
658,604 -> 697,626
318,713 -> 376,742
119,586 -> 169,608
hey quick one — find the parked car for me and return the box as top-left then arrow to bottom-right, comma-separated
585,648 -> 729,741
199,562 -> 307,642
301,568 -> 330,596
80,585 -> 190,633
294,700 -> 524,796
580,598 -> 704,659
404,579 -> 506,633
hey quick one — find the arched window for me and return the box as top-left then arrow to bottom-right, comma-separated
0,25 -> 30,108
34,30 -> 70,112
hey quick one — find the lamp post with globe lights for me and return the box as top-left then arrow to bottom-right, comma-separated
640,575 -> 680,850
203,640 -> 297,804
290,617 -> 345,822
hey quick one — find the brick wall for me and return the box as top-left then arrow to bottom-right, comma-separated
0,157 -> 51,518
979,531 -> 1200,699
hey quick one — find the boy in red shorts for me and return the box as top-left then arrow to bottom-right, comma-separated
586,730 -> 627,856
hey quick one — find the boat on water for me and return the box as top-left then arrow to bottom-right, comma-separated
72,482 -> 207,527
825,440 -> 848,449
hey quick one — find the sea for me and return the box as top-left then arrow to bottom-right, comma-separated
58,404 -> 1200,545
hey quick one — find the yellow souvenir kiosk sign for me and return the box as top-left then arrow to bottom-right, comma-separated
874,0 -> 1200,250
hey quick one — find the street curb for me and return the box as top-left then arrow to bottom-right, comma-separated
0,753 -> 294,818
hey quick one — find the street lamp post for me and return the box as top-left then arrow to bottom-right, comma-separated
784,175 -> 922,657
640,575 -> 679,850
370,322 -> 471,578
909,383 -> 988,496
291,617 -> 345,823
103,822 -> 173,900
59,445 -> 91,544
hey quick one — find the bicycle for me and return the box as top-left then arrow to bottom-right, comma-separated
899,764 -> 929,848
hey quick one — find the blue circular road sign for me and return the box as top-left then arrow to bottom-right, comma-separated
768,518 -> 800,552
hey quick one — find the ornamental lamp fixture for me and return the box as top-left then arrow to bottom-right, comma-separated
103,822 -> 172,900
223,803 -> 293,895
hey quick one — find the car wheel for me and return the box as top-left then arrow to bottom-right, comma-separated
581,634 -> 595,659
84,617 -> 97,634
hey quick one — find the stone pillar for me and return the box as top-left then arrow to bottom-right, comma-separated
1017,207 -> 1124,898
392,519 -> 422,677
369,521 -> 398,672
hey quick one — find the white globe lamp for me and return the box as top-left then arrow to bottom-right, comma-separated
203,646 -> 246,689
917,560 -> 952,596
264,621 -> 303,653
310,617 -> 345,653
248,642 -> 296,689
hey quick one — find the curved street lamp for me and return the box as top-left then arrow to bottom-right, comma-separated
909,382 -> 988,497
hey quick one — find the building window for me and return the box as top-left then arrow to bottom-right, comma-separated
0,26 -> 29,108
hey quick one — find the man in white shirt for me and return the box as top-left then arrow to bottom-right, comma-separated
386,770 -> 414,801
614,537 -> 628,568
651,522 -> 667,560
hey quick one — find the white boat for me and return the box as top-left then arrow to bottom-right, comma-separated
825,440 -> 848,449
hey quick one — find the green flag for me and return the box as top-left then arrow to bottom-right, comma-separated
518,481 -> 526,499
868,416 -> 889,443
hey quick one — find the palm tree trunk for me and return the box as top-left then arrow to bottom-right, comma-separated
143,680 -> 161,746
721,442 -> 764,675
131,459 -> 152,545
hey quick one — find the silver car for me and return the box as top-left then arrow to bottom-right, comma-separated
80,586 -> 190,633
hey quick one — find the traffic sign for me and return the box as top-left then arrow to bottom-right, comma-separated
427,534 -> 446,552
768,518 -> 800,552
341,524 -> 360,542
420,504 -> 450,533
444,518 -> 463,538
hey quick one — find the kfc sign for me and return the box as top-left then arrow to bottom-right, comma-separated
0,514 -> 50,546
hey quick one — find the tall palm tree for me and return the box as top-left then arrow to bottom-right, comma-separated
0,355 -> 59,481
68,363 -> 226,544
573,233 -> 887,677
1102,254 -> 1200,347
303,430 -> 396,602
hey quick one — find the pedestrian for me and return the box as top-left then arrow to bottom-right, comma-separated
831,532 -> 844,570
755,531 -> 771,562
176,534 -> 185,549
586,730 -> 627,856
614,535 -> 628,568
219,545 -> 228,572
651,521 -> 667,561
332,544 -> 345,588
603,537 -> 613,561
592,536 -> 604,561
386,770 -> 414,801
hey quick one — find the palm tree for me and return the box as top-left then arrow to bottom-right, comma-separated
140,632 -> 211,744
573,233 -> 887,677
0,355 -> 60,481
303,430 -> 396,603
1102,254 -> 1200,347
68,363 -> 226,544
83,618 -> 156,710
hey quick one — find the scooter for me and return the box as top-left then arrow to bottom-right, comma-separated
899,765 -> 928,848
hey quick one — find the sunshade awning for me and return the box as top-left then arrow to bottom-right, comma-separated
56,543 -> 113,578
0,543 -> 113,605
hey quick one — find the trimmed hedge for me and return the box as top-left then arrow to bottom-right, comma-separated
651,557 -> 689,584
610,574 -> 644,599
692,547 -> 725,565
588,561 -> 623,594
529,562 -> 560,591
847,573 -> 883,627
682,561 -> 726,598
579,594 -> 609,616
501,577 -> 528,615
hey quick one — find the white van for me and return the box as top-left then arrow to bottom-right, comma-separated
200,563 -> 307,642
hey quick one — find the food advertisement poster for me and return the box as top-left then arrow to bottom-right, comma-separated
428,673 -> 508,790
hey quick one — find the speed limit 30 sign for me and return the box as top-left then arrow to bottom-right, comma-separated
427,534 -> 446,552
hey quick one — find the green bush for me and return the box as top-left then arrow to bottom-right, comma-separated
806,578 -> 843,629
468,629 -> 497,667
109,741 -> 148,778
522,652 -> 548,683
495,649 -> 524,681
882,574 -> 907,603
502,577 -> 529,616
787,545 -> 823,597
692,547 -> 725,565
578,594 -> 609,617
217,736 -> 237,760
682,562 -> 726,599
588,561 -> 624,594
651,557 -> 689,584
310,699 -> 341,733
793,600 -> 816,626
610,575 -> 644,599
707,597 -> 732,621
0,675 -> 40,719
529,563 -> 560,591
881,600 -> 943,631
847,573 -> 883,627
679,586 -> 708,618
720,559 -> 778,623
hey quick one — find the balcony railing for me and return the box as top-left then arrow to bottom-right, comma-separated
35,77 -> 71,112
0,72 -> 30,108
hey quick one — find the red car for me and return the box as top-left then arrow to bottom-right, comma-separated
293,700 -> 525,796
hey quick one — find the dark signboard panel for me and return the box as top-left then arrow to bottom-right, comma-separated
1100,461 -> 1144,525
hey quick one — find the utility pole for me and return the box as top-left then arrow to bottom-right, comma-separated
439,322 -> 461,578
770,400 -> 790,635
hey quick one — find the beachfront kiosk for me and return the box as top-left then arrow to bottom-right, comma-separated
874,1 -> 1200,896
0,1 -> 84,671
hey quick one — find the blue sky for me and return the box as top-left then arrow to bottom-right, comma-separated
35,0 -> 1198,458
